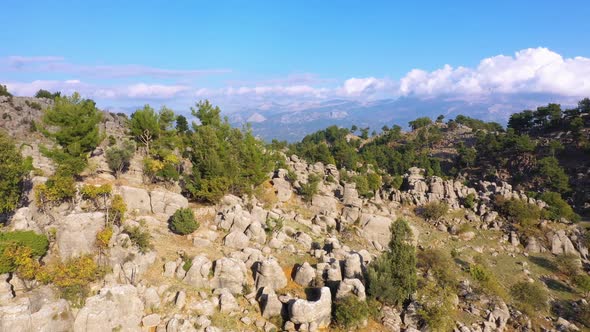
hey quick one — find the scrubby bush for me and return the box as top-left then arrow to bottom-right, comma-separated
105,141 -> 135,178
332,296 -> 369,329
463,193 -> 477,210
123,224 -> 153,253
417,280 -> 457,332
34,175 -> 76,207
37,255 -> 104,306
510,281 -> 548,314
417,248 -> 458,289
169,208 -> 199,235
367,219 -> 417,305
574,274 -> 590,297
96,227 -> 113,252
35,89 -> 60,99
0,231 -> 49,274
299,174 -> 321,203
469,262 -> 506,298
0,84 -> 12,97
539,191 -> 580,222
494,195 -> 541,229
556,254 -> 582,277
108,194 -> 126,225
419,201 -> 448,221
0,131 -> 27,214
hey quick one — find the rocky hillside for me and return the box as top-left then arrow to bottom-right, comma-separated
0,95 -> 589,332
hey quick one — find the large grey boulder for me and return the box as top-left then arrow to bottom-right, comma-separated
272,177 -> 293,202
344,253 -> 363,279
211,257 -> 249,294
254,258 -> 287,290
183,255 -> 212,288
74,285 -> 144,332
223,231 -> 250,249
342,183 -> 362,208
117,186 -> 152,214
56,212 -> 104,260
360,213 -> 394,249
0,274 -> 13,302
311,195 -> 339,214
149,189 -> 188,217
293,262 -> 316,287
245,221 -> 267,244
288,287 -> 332,328
258,287 -> 283,319
336,278 -> 366,301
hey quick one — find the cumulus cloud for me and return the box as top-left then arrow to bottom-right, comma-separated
399,47 -> 590,98
341,77 -> 390,96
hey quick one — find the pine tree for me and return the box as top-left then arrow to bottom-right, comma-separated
41,93 -> 102,176
367,218 -> 417,305
129,105 -> 160,154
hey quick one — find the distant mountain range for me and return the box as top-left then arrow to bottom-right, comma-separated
227,94 -> 575,142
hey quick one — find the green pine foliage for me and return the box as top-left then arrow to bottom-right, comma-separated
40,93 -> 102,176
332,296 -> 370,329
367,219 -> 417,305
184,100 -> 271,202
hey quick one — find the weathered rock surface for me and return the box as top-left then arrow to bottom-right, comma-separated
288,287 -> 332,328
74,285 -> 144,332
56,212 -> 105,260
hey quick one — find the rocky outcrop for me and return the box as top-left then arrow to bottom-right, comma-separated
288,287 -> 332,328
211,257 -> 249,294
254,258 -> 287,290
183,255 -> 212,288
74,285 -> 144,332
56,212 -> 105,260
149,189 -> 188,217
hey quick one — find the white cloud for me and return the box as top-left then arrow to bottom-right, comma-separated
2,56 -> 230,79
341,77 -> 389,96
125,83 -> 190,99
399,47 -> 590,98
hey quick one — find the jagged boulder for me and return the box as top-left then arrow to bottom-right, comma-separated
183,255 -> 212,288
258,287 -> 283,319
336,278 -> 366,301
74,285 -> 144,332
288,287 -> 332,328
343,253 -> 363,279
0,287 -> 73,332
150,189 -> 188,217
294,262 -> 316,287
56,212 -> 105,260
254,258 -> 287,290
211,257 -> 249,294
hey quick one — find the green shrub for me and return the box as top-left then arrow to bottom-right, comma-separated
265,216 -> 284,235
0,231 -> 49,273
105,141 -> 135,178
420,201 -> 448,221
469,263 -> 506,298
539,191 -> 580,222
573,274 -> 590,297
463,193 -> 477,210
332,296 -> 369,329
0,84 -> 11,97
34,175 -> 76,207
0,131 -> 27,214
556,254 -> 582,277
299,174 -> 320,203
494,195 -> 541,229
417,280 -> 457,332
510,281 -> 548,314
35,89 -> 60,99
123,224 -> 153,253
169,208 -> 199,235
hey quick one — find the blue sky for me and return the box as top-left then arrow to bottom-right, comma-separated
2,1 -> 590,113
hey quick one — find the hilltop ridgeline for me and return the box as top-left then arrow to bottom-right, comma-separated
0,87 -> 589,331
